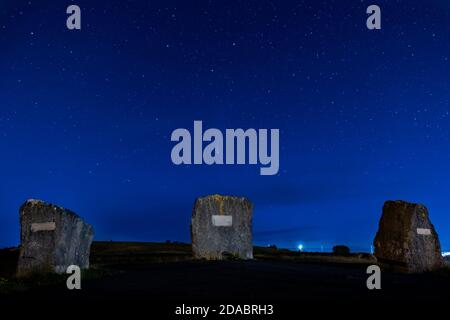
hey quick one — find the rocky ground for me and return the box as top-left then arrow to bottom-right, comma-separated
1,242 -> 449,316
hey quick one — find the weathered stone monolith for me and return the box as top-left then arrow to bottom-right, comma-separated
17,199 -> 94,277
191,195 -> 253,260
374,200 -> 443,273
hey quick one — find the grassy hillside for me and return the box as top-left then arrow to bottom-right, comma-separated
0,242 -> 449,302
0,248 -> 19,279
1,241 -> 378,279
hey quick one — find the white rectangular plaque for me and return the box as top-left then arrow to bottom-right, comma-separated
212,215 -> 233,227
31,222 -> 56,232
417,228 -> 431,235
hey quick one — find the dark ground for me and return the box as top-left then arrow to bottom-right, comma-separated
1,242 -> 449,317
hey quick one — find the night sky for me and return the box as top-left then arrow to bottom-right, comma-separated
1,0 -> 450,252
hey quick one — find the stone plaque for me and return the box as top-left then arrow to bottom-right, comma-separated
31,222 -> 56,232
417,228 -> 431,235
212,215 -> 233,227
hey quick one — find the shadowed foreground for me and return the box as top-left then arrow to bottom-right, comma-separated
1,242 -> 449,316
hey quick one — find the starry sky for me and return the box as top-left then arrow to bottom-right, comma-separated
1,0 -> 450,252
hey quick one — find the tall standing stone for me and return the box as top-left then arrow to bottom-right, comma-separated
17,199 -> 94,277
191,195 -> 253,260
374,200 -> 443,273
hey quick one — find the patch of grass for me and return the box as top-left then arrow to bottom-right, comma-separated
90,241 -> 193,267
254,246 -> 377,266
434,262 -> 450,277
0,277 -> 10,292
0,248 -> 19,278
81,266 -> 123,280
222,251 -> 244,260
0,277 -> 28,294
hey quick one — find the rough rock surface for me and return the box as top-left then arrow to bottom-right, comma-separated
17,199 -> 94,277
374,200 -> 443,273
191,195 -> 253,260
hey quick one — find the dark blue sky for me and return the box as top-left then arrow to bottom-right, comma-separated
1,0 -> 449,251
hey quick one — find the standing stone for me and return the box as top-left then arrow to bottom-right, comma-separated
17,199 -> 94,277
374,200 -> 443,273
191,195 -> 253,260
